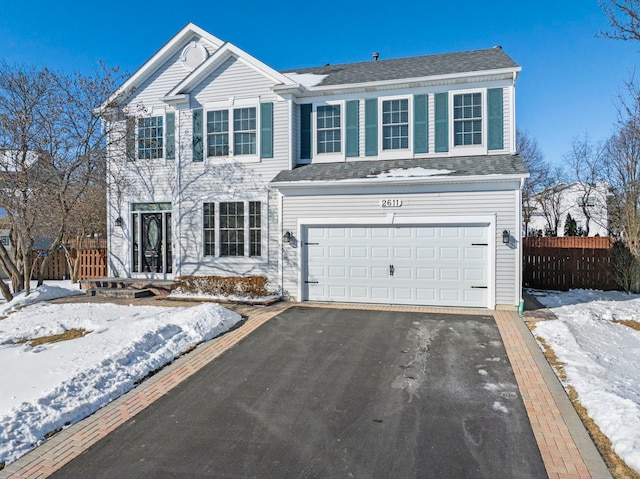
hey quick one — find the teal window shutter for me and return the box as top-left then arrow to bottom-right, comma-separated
165,112 -> 175,160
434,93 -> 448,153
126,117 -> 136,161
413,95 -> 428,153
300,104 -> 312,159
192,108 -> 203,162
365,98 -> 378,156
260,102 -> 274,158
345,100 -> 359,157
488,88 -> 504,150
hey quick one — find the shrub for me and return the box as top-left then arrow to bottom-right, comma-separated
173,275 -> 275,298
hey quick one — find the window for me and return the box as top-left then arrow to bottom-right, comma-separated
0,235 -> 10,247
205,107 -> 256,157
220,202 -> 245,256
317,105 -> 341,153
454,93 -> 482,146
207,110 -> 229,156
203,201 -> 262,258
233,108 -> 256,155
203,203 -> 215,256
382,99 -> 409,150
138,116 -> 163,159
249,201 -> 261,256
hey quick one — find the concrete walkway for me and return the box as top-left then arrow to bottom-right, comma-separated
0,300 -> 611,479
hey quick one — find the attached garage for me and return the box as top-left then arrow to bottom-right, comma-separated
303,224 -> 491,308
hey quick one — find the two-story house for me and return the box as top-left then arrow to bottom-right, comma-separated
104,23 -> 527,310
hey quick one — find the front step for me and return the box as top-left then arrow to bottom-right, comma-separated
86,288 -> 154,299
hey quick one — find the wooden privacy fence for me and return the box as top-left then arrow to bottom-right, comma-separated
523,236 -> 617,291
33,239 -> 107,280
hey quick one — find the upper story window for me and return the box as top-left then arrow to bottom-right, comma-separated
138,116 -> 163,159
206,107 -> 257,157
233,108 -> 257,155
206,110 -> 229,157
382,99 -> 409,150
317,105 -> 341,154
453,93 -> 482,146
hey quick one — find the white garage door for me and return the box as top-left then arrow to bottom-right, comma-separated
304,225 -> 490,307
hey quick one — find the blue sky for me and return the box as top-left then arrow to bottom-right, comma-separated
1,0 -> 637,168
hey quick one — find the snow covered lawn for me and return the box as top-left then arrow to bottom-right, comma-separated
0,282 -> 242,466
530,289 -> 640,474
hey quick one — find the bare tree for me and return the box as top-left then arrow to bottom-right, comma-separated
0,62 -> 122,298
536,167 -> 569,236
517,129 -> 549,236
599,0 -> 640,41
565,134 -> 609,235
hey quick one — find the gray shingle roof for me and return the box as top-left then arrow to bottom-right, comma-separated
282,47 -> 519,86
271,155 -> 526,184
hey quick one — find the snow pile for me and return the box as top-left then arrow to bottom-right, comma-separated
0,281 -> 84,315
0,298 -> 242,465
372,167 -> 455,178
532,289 -> 640,473
283,72 -> 328,87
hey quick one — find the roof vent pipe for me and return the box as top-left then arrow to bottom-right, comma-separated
372,52 -> 379,61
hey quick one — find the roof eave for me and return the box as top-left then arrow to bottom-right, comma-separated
277,66 -> 521,98
271,172 -> 529,190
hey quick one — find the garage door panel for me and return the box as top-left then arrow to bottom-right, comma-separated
371,267 -> 389,279
393,267 -> 412,279
417,247 -> 435,259
305,224 -> 489,307
440,247 -> 461,260
350,246 -> 368,258
417,268 -> 436,280
464,247 -> 486,260
371,247 -> 391,258
350,266 -> 368,278
464,268 -> 485,281
371,287 -> 391,299
393,247 -> 412,259
392,288 -> 413,300
440,268 -> 460,281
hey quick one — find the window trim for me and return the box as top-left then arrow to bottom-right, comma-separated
314,101 -> 344,157
449,88 -> 487,154
378,95 -> 413,159
204,102 -> 260,161
202,199 -> 266,260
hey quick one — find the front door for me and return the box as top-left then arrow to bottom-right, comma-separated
142,213 -> 163,273
132,209 -> 172,275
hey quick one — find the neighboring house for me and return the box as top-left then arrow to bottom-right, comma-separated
103,23 -> 527,310
526,182 -> 608,237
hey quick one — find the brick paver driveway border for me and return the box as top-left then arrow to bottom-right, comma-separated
0,302 -> 611,479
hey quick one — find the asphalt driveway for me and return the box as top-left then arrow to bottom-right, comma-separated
51,306 -> 547,478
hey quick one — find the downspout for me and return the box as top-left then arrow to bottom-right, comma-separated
279,190 -> 284,297
175,109 -> 181,277
517,178 -> 524,312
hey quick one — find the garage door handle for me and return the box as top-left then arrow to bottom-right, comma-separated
471,286 -> 487,289
389,265 -> 395,276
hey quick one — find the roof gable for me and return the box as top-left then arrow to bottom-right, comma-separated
101,23 -> 224,108
166,42 -> 296,98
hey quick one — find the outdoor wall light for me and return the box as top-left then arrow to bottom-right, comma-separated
283,231 -> 292,244
502,229 -> 510,244
115,217 -> 123,227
